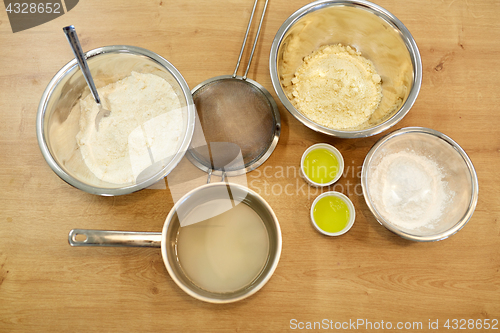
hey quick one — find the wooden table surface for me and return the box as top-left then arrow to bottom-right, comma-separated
1,0 -> 499,332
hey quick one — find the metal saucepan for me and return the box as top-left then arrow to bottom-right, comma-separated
69,182 -> 282,303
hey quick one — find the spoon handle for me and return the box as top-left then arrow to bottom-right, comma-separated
63,25 -> 101,104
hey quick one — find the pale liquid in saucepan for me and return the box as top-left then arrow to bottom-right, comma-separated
176,200 -> 270,293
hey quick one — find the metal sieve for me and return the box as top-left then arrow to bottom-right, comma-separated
186,0 -> 280,177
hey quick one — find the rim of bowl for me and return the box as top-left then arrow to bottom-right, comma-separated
300,143 -> 344,187
310,191 -> 356,236
269,0 -> 423,138
161,182 -> 283,303
361,127 -> 480,242
36,45 -> 196,196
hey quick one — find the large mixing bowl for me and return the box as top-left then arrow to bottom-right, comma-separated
361,127 -> 479,242
270,0 -> 422,138
37,45 -> 196,195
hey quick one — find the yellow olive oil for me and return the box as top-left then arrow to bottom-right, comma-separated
313,195 -> 350,233
303,148 -> 339,184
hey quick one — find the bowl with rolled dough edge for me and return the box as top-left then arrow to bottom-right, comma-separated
361,127 -> 479,242
37,45 -> 196,196
269,0 -> 422,138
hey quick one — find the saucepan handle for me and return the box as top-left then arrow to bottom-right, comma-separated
68,229 -> 162,248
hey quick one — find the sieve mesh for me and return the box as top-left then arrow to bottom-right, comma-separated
190,77 -> 276,172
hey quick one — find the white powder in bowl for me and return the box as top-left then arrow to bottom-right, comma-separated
368,150 -> 454,230
76,71 -> 183,185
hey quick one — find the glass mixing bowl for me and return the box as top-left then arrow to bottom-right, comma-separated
270,0 -> 422,138
361,127 -> 479,241
36,45 -> 195,196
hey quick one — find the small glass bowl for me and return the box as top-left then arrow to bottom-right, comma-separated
310,191 -> 356,236
300,143 -> 344,187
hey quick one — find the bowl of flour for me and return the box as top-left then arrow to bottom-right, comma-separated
37,45 -> 196,195
270,0 -> 422,138
361,127 -> 479,242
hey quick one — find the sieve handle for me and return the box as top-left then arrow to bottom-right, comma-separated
233,0 -> 270,79
206,169 -> 226,183
68,229 -> 162,248
242,0 -> 269,79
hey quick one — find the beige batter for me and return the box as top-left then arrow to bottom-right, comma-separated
76,72 -> 183,184
290,44 -> 382,129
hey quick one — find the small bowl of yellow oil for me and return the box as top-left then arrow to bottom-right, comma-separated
301,143 -> 344,187
310,191 -> 355,236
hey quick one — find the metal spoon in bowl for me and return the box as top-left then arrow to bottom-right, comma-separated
63,25 -> 110,131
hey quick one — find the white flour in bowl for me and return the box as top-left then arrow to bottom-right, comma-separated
368,150 -> 454,230
76,71 -> 183,185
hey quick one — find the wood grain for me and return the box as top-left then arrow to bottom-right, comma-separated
0,0 -> 499,332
